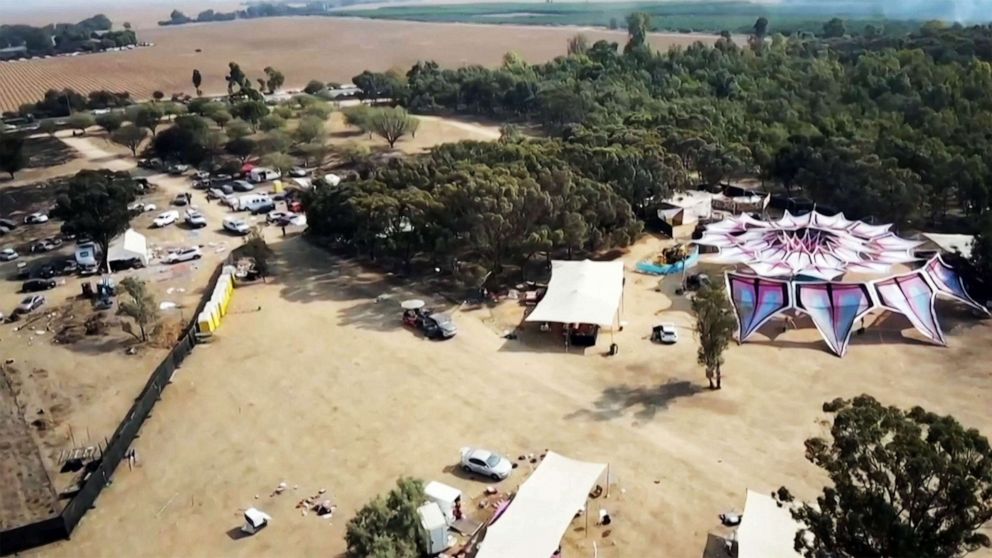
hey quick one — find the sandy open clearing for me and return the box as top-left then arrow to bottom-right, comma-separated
0,17 -> 720,113
21,231 -> 992,557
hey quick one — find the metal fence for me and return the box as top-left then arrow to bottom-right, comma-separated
1,265 -> 223,556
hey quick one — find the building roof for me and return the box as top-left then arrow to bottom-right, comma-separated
661,190 -> 714,209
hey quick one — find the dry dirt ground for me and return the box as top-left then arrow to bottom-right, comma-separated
0,17 -> 721,113
0,115 -> 501,531
23,232 -> 992,558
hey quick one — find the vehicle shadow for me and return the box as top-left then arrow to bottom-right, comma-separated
225,527 -> 251,541
564,378 -> 705,423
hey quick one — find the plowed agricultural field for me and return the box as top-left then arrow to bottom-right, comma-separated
0,17 -> 719,113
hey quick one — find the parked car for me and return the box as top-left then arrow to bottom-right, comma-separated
168,164 -> 190,175
193,170 -> 211,181
210,174 -> 233,184
250,201 -> 276,215
110,257 -> 144,270
166,246 -> 202,264
0,248 -> 19,261
401,301 -> 457,339
21,278 -> 56,292
138,158 -> 163,170
232,180 -> 255,192
33,264 -> 57,279
266,210 -> 291,224
79,263 -> 99,276
128,202 -> 157,213
223,217 -> 251,235
0,218 -> 18,230
185,209 -> 207,228
289,167 -> 311,178
152,210 -> 180,228
207,188 -> 228,200
31,239 -> 56,253
53,259 -> 78,275
24,212 -> 48,224
16,294 -> 46,313
459,447 -> 512,481
651,323 -> 679,344
172,193 -> 190,206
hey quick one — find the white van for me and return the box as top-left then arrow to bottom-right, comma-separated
249,167 -> 281,183
233,193 -> 272,211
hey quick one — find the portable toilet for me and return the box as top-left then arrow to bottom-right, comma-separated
417,502 -> 450,555
424,481 -> 462,524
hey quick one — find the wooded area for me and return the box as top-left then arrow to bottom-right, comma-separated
311,20 -> 992,290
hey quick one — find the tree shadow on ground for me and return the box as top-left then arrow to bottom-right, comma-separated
271,237 -> 454,334
565,378 -> 704,423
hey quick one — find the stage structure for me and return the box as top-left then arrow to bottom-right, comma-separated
697,211 -> 989,357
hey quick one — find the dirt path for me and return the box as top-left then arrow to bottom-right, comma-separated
414,115 -> 501,140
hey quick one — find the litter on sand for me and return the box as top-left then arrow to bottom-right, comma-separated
159,302 -> 177,310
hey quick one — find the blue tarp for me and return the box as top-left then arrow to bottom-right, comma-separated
635,250 -> 700,275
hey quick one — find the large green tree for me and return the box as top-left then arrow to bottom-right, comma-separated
52,170 -> 138,271
691,283 -> 736,389
232,100 -> 269,131
792,395 -> 992,558
0,134 -> 28,179
345,477 -> 425,558
367,107 -> 419,148
110,125 -> 148,157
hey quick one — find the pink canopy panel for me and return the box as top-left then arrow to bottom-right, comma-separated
872,271 -> 945,345
923,255 -> 992,315
794,282 -> 876,357
726,274 -> 792,341
697,211 -> 921,280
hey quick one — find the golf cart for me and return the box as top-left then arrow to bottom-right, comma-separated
401,299 -> 457,339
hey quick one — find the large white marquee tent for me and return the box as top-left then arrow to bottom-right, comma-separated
475,452 -> 607,558
524,260 -> 624,327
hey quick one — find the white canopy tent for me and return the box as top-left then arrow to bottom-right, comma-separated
476,452 -> 607,558
524,260 -> 624,327
108,228 -> 149,270
736,490 -> 803,558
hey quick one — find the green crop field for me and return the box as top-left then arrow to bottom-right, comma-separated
333,0 -> 939,35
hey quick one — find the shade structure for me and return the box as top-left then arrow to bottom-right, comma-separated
727,273 -> 792,340
476,452 -> 606,558
794,282 -> 876,357
696,211 -> 921,280
736,490 -> 803,558
108,228 -> 149,268
525,260 -> 624,327
722,257 -> 987,356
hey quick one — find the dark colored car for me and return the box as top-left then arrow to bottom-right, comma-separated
0,218 -> 17,230
22,278 -> 56,292
250,202 -> 276,215
402,308 -> 457,339
53,259 -> 78,275
34,264 -> 57,279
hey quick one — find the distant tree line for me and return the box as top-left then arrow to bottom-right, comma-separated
158,1 -> 371,26
0,14 -> 136,57
7,88 -> 134,119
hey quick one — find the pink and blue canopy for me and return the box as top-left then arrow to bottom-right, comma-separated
698,211 -> 921,280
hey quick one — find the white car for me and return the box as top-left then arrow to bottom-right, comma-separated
223,217 -> 251,235
24,212 -> 49,224
266,210 -> 291,224
128,202 -> 157,213
289,167 -> 311,178
653,323 -> 679,344
152,210 -> 180,228
166,246 -> 202,264
0,248 -> 19,261
185,209 -> 207,228
460,447 -> 512,481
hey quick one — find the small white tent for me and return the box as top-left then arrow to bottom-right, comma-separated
476,452 -> 607,558
524,260 -> 624,327
108,229 -> 149,270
